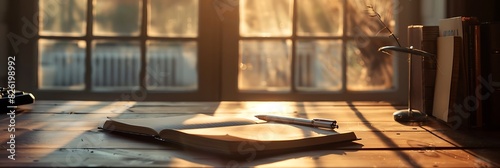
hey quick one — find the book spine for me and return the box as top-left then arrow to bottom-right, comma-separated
473,24 -> 482,127
421,27 -> 439,116
463,18 -> 481,128
448,38 -> 462,124
408,25 -> 438,116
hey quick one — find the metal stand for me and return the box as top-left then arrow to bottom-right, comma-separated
378,46 -> 434,122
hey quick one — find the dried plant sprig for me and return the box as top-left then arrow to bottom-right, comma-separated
367,5 -> 402,47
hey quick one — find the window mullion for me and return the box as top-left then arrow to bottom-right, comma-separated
139,0 -> 148,91
85,0 -> 93,92
341,0 -> 348,93
291,0 -> 298,93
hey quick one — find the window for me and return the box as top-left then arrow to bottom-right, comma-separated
221,0 -> 403,101
38,0 -> 200,92
237,0 -> 396,92
29,0 -> 410,102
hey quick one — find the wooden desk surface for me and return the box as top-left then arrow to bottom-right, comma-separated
1,101 -> 500,167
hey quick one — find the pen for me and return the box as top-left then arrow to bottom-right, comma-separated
255,115 -> 339,129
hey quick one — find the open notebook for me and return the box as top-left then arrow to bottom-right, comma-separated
100,114 -> 358,155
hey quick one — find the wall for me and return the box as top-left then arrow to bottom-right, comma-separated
447,0 -> 500,22
421,0 -> 446,26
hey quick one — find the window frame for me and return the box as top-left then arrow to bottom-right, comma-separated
220,0 -> 411,103
11,0 -> 419,104
24,0 -> 223,101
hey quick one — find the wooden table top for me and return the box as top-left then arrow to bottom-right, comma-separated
1,101 -> 500,167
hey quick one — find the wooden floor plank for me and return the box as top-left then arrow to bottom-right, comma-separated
430,129 -> 500,148
466,149 -> 500,167
25,101 -> 404,114
6,111 -> 450,132
0,148 -> 495,167
14,106 -> 415,123
31,100 -> 395,106
6,120 -> 448,132
6,120 -> 449,135
1,130 -> 458,150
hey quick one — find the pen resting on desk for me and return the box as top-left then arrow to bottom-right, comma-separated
255,114 -> 339,129
100,114 -> 358,156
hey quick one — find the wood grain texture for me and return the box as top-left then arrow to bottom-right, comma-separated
0,130 -> 458,149
1,100 -> 499,167
0,148 -> 494,167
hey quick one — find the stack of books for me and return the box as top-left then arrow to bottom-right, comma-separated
426,16 -> 500,129
435,16 -> 481,128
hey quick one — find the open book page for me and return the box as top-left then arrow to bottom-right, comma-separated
172,123 -> 347,141
101,115 -> 358,155
159,123 -> 358,154
101,114 -> 257,136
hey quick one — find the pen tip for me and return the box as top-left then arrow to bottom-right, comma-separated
255,115 -> 268,120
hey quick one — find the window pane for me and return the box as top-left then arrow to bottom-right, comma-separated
296,40 -> 342,91
148,0 -> 198,37
38,39 -> 86,90
347,0 -> 395,36
346,39 -> 395,91
240,0 -> 293,37
93,0 -> 141,36
39,0 -> 87,36
297,0 -> 343,37
92,41 -> 140,91
239,40 -> 291,91
146,41 -> 198,90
